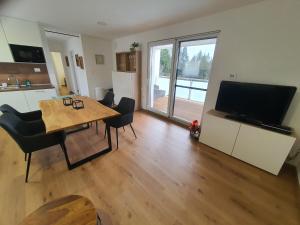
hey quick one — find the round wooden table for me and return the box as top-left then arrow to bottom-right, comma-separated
20,195 -> 99,225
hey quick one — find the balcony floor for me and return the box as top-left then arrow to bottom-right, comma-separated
153,96 -> 204,123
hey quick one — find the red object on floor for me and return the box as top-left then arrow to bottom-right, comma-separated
189,120 -> 200,139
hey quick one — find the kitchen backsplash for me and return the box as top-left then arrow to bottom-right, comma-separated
0,62 -> 51,84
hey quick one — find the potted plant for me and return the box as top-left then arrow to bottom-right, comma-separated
130,42 -> 140,52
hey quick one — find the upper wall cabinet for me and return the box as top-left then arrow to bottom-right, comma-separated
0,23 -> 13,62
116,51 -> 140,72
1,17 -> 43,47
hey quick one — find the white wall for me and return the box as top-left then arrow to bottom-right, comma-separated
46,34 -> 113,98
47,38 -> 65,52
81,35 -> 113,98
64,36 -> 89,96
39,26 -> 58,90
112,0 -> 300,157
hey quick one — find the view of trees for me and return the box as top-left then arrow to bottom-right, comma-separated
159,46 -> 213,80
160,49 -> 172,74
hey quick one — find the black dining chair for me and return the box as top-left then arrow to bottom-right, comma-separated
0,104 -> 42,121
95,91 -> 115,135
0,113 -> 70,182
0,104 -> 44,161
98,91 -> 114,107
104,97 -> 137,149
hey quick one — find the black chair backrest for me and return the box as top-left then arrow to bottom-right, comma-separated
0,104 -> 21,116
101,91 -> 115,107
116,97 -> 135,115
0,113 -> 34,152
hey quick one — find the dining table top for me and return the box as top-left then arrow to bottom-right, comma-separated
39,96 -> 120,133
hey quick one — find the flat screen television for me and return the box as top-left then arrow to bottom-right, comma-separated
215,81 -> 297,125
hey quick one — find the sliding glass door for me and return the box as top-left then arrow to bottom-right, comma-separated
148,34 -> 217,124
172,38 -> 217,123
148,40 -> 175,115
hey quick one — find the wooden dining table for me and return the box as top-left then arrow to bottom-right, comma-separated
39,96 -> 119,169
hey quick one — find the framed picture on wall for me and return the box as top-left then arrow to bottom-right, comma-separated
79,56 -> 84,69
75,54 -> 80,67
65,56 -> 70,67
95,54 -> 104,64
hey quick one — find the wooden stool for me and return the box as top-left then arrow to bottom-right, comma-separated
20,195 -> 101,225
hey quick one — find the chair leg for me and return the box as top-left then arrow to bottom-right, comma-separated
130,124 -> 137,139
97,213 -> 102,225
60,142 -> 71,169
104,126 -> 107,138
116,128 -> 119,149
25,153 -> 32,183
96,121 -> 99,135
25,153 -> 27,161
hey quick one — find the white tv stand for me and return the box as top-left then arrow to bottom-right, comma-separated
199,110 -> 296,175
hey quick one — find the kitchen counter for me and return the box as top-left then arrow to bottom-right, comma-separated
0,84 -> 54,92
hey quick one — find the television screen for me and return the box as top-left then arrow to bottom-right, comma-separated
215,81 -> 297,125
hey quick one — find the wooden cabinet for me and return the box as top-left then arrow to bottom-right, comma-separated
199,113 -> 241,155
0,91 -> 29,113
199,110 -> 296,175
113,51 -> 141,109
0,22 -> 13,62
1,17 -> 43,47
116,51 -> 140,72
232,124 -> 295,175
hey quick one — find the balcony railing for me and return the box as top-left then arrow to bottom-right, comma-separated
155,74 -> 208,103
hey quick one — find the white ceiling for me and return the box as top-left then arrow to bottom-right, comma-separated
0,0 -> 263,39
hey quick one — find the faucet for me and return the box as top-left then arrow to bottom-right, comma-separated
7,74 -> 20,87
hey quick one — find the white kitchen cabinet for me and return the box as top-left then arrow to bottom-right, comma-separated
0,88 -> 57,113
112,71 -> 140,110
0,91 -> 29,113
232,124 -> 296,175
24,89 -> 57,111
0,22 -> 13,62
1,17 -> 43,47
199,112 -> 241,155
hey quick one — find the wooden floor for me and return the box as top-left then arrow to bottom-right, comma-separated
0,111 -> 299,225
154,96 -> 204,122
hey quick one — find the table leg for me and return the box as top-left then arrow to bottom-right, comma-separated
96,121 -> 99,135
106,123 -> 112,150
64,125 -> 112,170
97,213 -> 102,225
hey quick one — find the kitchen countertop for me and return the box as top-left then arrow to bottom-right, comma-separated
0,84 -> 55,92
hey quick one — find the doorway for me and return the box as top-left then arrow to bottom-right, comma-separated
51,52 -> 68,95
45,30 -> 84,96
148,40 -> 175,116
148,33 -> 218,124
